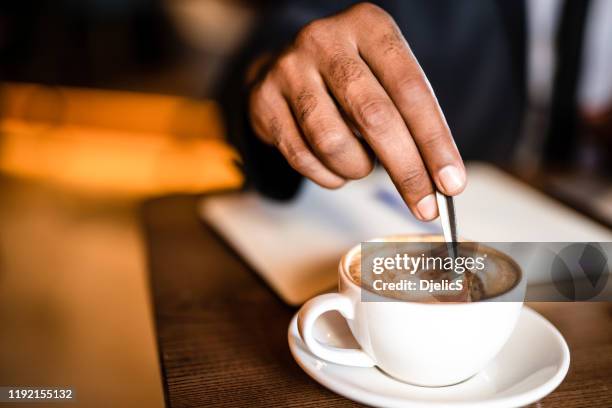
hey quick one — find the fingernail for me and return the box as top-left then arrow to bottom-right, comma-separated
416,194 -> 438,221
439,165 -> 465,194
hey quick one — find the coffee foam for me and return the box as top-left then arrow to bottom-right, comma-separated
346,239 -> 520,302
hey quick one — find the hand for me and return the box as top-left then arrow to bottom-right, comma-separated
248,2 -> 466,220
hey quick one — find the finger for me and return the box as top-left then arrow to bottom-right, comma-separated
357,24 -> 466,195
249,82 -> 346,189
280,68 -> 374,179
318,47 -> 438,220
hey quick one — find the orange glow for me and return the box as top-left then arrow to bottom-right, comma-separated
0,83 -> 243,196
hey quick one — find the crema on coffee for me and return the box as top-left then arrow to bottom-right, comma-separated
347,239 -> 520,302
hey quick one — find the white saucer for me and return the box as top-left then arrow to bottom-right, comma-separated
288,306 -> 569,408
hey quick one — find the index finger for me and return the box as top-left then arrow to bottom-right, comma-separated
357,24 -> 467,196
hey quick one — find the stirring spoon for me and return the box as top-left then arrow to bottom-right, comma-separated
436,191 -> 458,259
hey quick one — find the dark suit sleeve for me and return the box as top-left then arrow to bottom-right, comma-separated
215,1 -> 356,200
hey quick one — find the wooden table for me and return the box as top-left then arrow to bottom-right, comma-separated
142,194 -> 612,408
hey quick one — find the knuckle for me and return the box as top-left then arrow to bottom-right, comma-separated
251,114 -> 281,145
398,74 -> 431,99
248,83 -> 279,138
271,135 -> 282,148
273,52 -> 299,78
313,130 -> 374,179
328,50 -> 364,92
294,90 -> 318,123
420,129 -> 450,151
354,98 -> 394,131
268,117 -> 283,143
314,132 -> 348,158
398,167 -> 428,193
380,30 -> 406,57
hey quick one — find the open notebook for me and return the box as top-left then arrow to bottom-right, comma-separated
199,162 -> 612,305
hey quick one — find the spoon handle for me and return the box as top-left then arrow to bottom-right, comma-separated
436,191 -> 458,258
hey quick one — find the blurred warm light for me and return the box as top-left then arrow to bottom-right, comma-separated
0,83 -> 243,196
165,0 -> 255,53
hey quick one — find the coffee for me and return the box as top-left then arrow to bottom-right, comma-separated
347,239 -> 520,302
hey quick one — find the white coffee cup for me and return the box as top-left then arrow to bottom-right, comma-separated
297,235 -> 525,387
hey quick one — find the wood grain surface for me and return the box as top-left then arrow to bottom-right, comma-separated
142,195 -> 612,408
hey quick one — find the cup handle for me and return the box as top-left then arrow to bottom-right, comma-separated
297,293 -> 375,367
